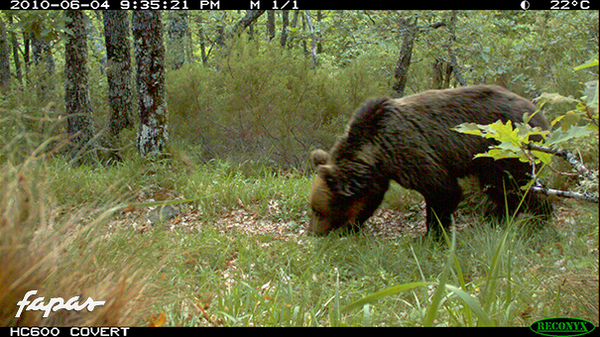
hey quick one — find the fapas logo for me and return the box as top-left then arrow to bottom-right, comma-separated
530,317 -> 596,337
16,290 -> 106,318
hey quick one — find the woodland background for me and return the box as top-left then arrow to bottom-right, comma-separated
1,10 -> 597,168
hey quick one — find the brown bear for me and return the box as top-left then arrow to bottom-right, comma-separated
308,85 -> 552,236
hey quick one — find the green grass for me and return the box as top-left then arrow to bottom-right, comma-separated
2,155 -> 598,327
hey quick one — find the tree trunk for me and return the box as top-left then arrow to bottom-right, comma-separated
64,10 -> 97,165
233,10 -> 265,36
445,11 -> 467,87
196,15 -> 208,65
166,11 -> 191,70
304,11 -> 318,69
30,25 -> 55,104
0,17 -> 10,90
22,32 -> 30,76
432,58 -> 454,89
287,11 -> 300,49
8,16 -> 23,87
132,11 -> 168,158
316,10 -> 323,54
267,11 -> 275,41
103,11 -> 135,140
392,17 -> 418,97
280,11 -> 289,47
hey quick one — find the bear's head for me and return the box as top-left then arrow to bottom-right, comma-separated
307,149 -> 388,235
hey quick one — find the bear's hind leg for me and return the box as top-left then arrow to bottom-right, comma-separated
478,161 -> 552,222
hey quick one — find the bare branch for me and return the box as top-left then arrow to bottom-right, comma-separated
527,142 -> 597,182
526,142 -> 598,203
530,186 -> 598,203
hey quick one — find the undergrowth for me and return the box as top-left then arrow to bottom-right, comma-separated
2,152 -> 597,327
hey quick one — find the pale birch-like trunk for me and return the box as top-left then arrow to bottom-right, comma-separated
132,11 -> 168,158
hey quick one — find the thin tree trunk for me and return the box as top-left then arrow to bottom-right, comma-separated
196,15 -> 208,65
280,11 -> 289,47
316,10 -> 323,54
267,11 -> 275,41
64,10 -> 97,165
392,16 -> 418,97
166,11 -> 190,70
0,17 -> 10,89
232,10 -> 265,36
287,11 -> 300,49
30,24 -> 55,104
132,11 -> 168,158
304,11 -> 318,69
103,11 -> 134,140
445,11 -> 467,86
8,16 -> 23,87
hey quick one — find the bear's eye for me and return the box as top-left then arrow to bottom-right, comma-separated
311,206 -> 326,217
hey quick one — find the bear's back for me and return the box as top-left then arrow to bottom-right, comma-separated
391,85 -> 548,130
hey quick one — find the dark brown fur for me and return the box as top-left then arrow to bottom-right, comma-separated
308,85 -> 552,236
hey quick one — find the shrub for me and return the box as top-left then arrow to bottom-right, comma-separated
167,38 -> 392,170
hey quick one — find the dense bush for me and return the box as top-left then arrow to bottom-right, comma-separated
167,38 -> 394,169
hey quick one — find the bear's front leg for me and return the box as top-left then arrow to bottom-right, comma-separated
422,179 -> 462,236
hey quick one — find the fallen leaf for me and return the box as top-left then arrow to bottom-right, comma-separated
195,300 -> 211,321
519,307 -> 534,320
148,312 -> 166,327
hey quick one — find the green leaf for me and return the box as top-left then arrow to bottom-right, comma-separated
533,92 -> 579,105
452,123 -> 484,136
546,125 -> 596,145
530,150 -> 554,165
552,110 -> 586,130
341,281 -> 433,313
488,120 -> 519,141
444,285 -> 494,327
573,59 -> 598,71
583,80 -> 599,114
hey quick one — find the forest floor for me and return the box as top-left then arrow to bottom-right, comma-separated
97,186 -> 598,327
109,197 -> 592,242
2,158 -> 598,327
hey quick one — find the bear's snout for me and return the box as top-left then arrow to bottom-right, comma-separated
306,216 -> 332,236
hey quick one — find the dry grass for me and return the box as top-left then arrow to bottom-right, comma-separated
0,158 -> 151,326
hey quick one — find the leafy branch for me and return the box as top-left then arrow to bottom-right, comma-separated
453,116 -> 598,203
453,62 -> 598,203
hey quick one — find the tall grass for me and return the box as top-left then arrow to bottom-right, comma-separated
0,116 -> 153,326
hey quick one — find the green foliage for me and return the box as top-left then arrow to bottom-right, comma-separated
458,11 -> 598,97
2,10 -> 598,168
454,63 -> 598,200
167,37 -> 391,168
453,119 -> 552,165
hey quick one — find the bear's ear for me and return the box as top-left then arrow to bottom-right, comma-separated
315,164 -> 335,182
311,149 -> 330,167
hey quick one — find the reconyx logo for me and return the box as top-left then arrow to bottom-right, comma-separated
530,317 -> 596,337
